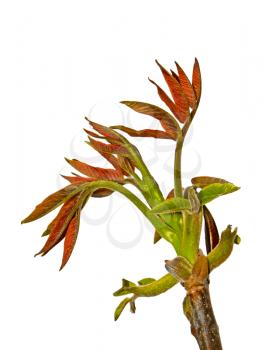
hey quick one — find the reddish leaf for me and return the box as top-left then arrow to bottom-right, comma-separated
203,205 -> 219,254
155,60 -> 189,123
116,155 -> 136,175
87,138 -> 124,172
120,101 -> 178,139
85,117 -> 123,143
111,125 -> 176,140
21,184 -> 81,224
35,192 -> 85,256
175,62 -> 197,109
88,137 -> 129,158
61,174 -> 94,184
170,69 -> 180,82
83,128 -> 104,139
88,137 -> 136,177
148,78 -> 179,118
42,218 -> 56,237
192,58 -> 202,101
59,207 -> 81,270
65,158 -> 124,181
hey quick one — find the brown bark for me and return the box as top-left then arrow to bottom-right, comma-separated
183,279 -> 223,350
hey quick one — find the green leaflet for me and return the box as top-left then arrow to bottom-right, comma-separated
114,298 -> 132,321
198,182 -> 240,205
150,197 -> 191,214
113,273 -> 178,298
137,278 -> 156,285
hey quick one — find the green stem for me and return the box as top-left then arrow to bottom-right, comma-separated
174,109 -> 198,198
174,133 -> 184,198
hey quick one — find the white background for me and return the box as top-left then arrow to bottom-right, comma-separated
2,0 -> 262,348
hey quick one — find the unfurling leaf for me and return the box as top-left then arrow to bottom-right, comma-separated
155,60 -> 189,122
114,298 -> 132,321
203,205 -> 219,254
137,278 -> 156,285
198,183 -> 240,205
111,125 -> 175,140
151,197 -> 191,214
21,184 -> 83,224
191,176 -> 228,188
120,101 -> 179,138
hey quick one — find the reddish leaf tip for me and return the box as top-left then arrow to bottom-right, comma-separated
34,251 -> 42,258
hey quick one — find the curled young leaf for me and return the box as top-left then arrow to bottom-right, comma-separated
187,187 -> 201,214
191,176 -> 228,188
203,205 -> 219,254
